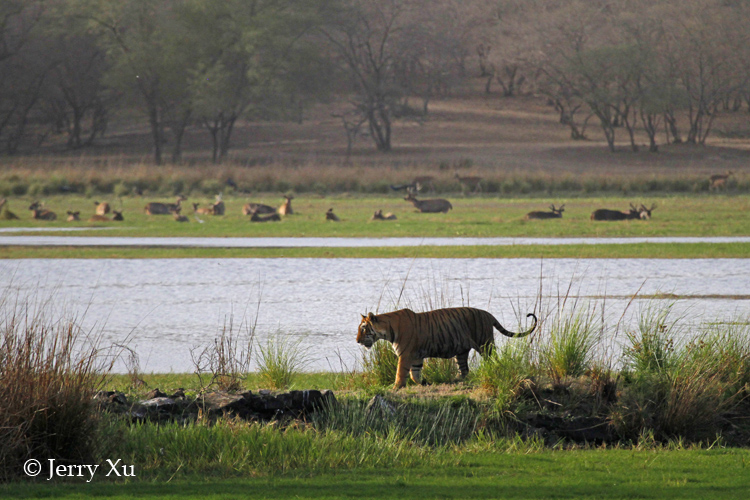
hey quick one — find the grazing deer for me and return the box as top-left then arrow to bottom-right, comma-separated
172,207 -> 189,222
371,209 -> 397,221
243,202 -> 276,216
28,201 -> 57,221
250,211 -> 281,222
279,195 -> 294,215
454,173 -> 483,195
591,203 -> 652,221
94,201 -> 110,215
326,208 -> 340,221
66,211 -> 81,222
192,203 -> 215,216
525,204 -> 565,220
145,195 -> 186,215
0,198 -> 19,220
404,193 -> 453,213
709,170 -> 733,191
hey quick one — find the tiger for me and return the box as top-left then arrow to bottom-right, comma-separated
357,307 -> 538,389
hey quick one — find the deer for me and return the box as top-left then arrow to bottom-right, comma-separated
326,208 -> 340,221
172,207 -> 189,222
454,173 -> 483,195
112,210 -> 124,221
28,201 -> 57,221
250,211 -> 281,222
525,204 -> 565,220
192,203 -> 215,216
0,198 -> 19,220
591,203 -> 653,221
709,170 -> 733,191
279,195 -> 294,215
145,195 -> 186,215
243,202 -> 276,216
212,194 -> 225,215
404,193 -> 453,213
94,201 -> 110,216
66,211 -> 81,222
371,209 -> 397,221
89,211 -> 124,222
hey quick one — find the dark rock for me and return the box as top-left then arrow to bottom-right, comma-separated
200,392 -> 246,415
170,389 -> 186,399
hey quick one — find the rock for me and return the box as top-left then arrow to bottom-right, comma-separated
200,392 -> 247,415
366,395 -> 397,418
145,388 -> 168,399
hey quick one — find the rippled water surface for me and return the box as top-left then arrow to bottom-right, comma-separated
2,258 -> 749,372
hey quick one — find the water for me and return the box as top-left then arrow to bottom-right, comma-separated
2,235 -> 750,247
1,258 -> 749,373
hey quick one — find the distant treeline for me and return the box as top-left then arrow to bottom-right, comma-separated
1,0 -> 749,162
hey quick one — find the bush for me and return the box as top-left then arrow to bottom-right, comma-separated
0,297 -> 112,481
361,340 -> 398,387
256,335 -> 307,389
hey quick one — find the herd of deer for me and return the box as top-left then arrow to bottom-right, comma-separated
0,170 -> 734,225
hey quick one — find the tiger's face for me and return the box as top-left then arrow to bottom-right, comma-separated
357,312 -> 380,349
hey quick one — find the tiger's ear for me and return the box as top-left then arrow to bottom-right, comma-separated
360,314 -> 366,320
367,312 -> 375,320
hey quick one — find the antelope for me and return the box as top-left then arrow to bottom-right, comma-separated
112,210 -> 124,221
243,202 -> 276,216
709,170 -> 733,191
94,201 -> 110,216
0,198 -> 19,220
454,173 -> 483,195
250,211 -> 281,222
326,208 -> 340,221
29,201 -> 57,221
404,193 -> 453,213
172,207 -> 189,222
192,203 -> 215,216
591,203 -> 653,221
66,211 -> 81,221
145,195 -> 186,215
525,204 -> 565,220
371,209 -> 397,221
279,195 -> 294,215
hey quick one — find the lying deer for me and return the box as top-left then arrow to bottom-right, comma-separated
172,207 -> 189,222
0,198 -> 19,220
455,173 -> 483,195
243,202 -> 276,216
372,209 -> 397,220
250,211 -> 281,222
193,202 -> 215,216
525,204 -> 565,220
145,195 -> 186,215
709,170 -> 733,191
94,201 -> 110,216
66,211 -> 81,221
326,208 -> 340,221
279,195 -> 294,215
404,193 -> 453,213
591,203 -> 654,221
29,201 -> 57,221
212,194 -> 225,215
89,211 -> 124,222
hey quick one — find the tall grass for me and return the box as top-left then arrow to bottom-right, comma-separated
256,334 -> 308,390
0,294 -> 113,481
474,342 -> 535,413
540,304 -> 601,382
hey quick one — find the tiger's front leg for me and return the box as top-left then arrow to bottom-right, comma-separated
394,356 -> 413,389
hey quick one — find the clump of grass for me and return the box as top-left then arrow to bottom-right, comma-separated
0,295 -> 112,481
256,334 -> 307,390
623,303 -> 681,374
361,340 -> 398,387
190,314 -> 256,392
474,342 -> 535,413
540,305 -> 600,383
423,358 -> 459,385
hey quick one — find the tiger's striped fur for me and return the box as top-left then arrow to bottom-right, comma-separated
357,307 -> 538,389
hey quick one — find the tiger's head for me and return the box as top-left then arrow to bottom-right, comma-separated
357,312 -> 384,349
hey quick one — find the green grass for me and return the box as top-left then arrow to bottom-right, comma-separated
3,449 -> 749,498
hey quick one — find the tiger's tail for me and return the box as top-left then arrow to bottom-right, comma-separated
493,312 -> 538,338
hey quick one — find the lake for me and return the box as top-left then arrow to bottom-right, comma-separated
2,258 -> 748,373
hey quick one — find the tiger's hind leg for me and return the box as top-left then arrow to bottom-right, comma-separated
410,360 -> 425,385
455,351 -> 471,379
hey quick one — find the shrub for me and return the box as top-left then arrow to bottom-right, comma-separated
0,297 -> 112,481
361,340 -> 398,387
256,334 -> 307,390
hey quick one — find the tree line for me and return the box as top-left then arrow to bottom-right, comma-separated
1,0 -> 749,163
